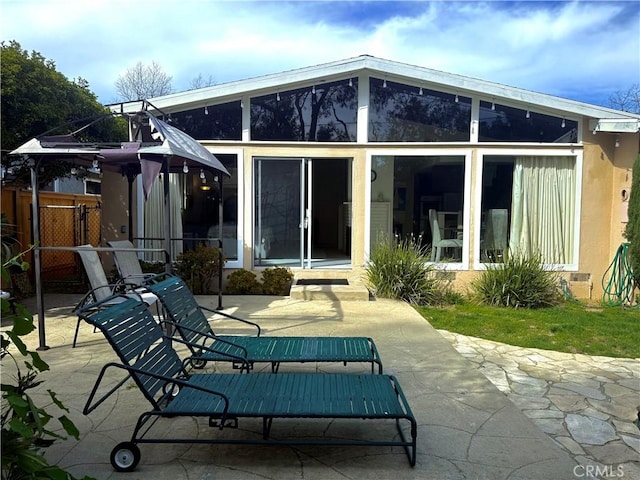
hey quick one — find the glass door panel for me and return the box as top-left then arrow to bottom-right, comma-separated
255,158 -> 304,267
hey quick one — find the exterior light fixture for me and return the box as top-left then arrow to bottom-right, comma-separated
454,94 -> 459,103
561,118 -> 566,128
200,184 -> 211,191
183,161 -> 189,174
383,79 -> 387,88
526,110 -> 531,119
312,85 -> 316,94
491,101 -> 496,111
240,99 -> 244,108
204,106 -> 208,115
276,91 -> 280,101
348,78 -> 353,87
200,169 -> 205,180
418,87 -> 423,95
615,136 -> 620,148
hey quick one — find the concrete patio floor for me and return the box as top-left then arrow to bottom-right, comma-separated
4,293 -> 627,479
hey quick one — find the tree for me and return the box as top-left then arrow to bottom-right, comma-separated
0,40 -> 126,187
190,73 -> 215,90
114,61 -> 172,101
609,84 -> 640,113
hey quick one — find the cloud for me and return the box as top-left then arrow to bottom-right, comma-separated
1,0 -> 638,107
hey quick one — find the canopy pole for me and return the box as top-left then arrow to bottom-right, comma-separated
217,174 -> 223,310
30,159 -> 48,350
163,156 -> 172,274
125,167 -> 137,243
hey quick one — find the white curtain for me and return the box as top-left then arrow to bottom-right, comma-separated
143,173 -> 184,262
508,156 -> 575,264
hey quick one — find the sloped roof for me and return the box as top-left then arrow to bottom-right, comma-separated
111,55 -> 639,127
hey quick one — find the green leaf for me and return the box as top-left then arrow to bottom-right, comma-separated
11,314 -> 36,336
48,390 -> 69,412
58,415 -> 80,439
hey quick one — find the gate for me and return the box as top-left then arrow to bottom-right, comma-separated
39,203 -> 102,280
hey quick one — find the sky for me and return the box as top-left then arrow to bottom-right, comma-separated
1,0 -> 639,108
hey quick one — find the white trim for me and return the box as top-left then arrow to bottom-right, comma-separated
357,73 -> 369,144
365,148 -> 472,270
474,148 -> 583,271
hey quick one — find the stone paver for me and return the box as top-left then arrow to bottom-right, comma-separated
439,330 -> 640,480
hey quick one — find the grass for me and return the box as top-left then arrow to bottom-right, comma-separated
415,300 -> 640,359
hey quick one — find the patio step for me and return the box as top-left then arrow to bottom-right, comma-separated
290,273 -> 370,301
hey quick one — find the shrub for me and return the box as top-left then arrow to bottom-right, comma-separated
226,269 -> 262,294
472,251 -> 561,308
261,267 -> 294,295
139,260 -> 166,275
365,235 -> 441,305
624,153 -> 640,292
1,249 -> 89,480
175,245 -> 225,294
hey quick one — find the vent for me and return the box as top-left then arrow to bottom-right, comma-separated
570,273 -> 591,282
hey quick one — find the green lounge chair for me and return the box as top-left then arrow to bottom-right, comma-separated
143,273 -> 383,373
79,295 -> 417,471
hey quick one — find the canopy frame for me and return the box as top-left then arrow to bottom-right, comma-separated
9,107 -> 229,350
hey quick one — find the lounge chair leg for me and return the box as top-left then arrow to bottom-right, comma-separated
263,417 -> 273,439
73,318 -> 82,348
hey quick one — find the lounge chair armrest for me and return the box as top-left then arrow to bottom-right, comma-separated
200,305 -> 261,336
83,361 -> 230,418
73,283 -> 143,312
159,319 -> 252,368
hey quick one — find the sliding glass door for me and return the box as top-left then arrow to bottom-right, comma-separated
254,157 -> 351,268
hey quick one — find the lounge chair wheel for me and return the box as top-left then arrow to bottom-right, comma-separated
110,442 -> 140,472
162,382 -> 180,397
190,358 -> 207,369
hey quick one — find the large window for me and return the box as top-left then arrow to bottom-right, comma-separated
170,101 -> 242,140
371,155 -> 466,263
250,79 -> 358,141
480,155 -> 577,265
369,79 -> 471,142
479,102 -> 578,143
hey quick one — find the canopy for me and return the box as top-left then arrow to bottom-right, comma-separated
9,110 -> 229,350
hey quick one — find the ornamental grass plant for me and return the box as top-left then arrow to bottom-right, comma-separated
472,251 -> 561,308
365,235 -> 442,305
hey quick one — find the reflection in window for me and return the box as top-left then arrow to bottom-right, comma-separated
371,155 -> 465,263
479,102 -> 578,143
169,101 -> 242,140
181,154 -> 239,260
369,78 -> 471,142
250,79 -> 357,141
481,155 -> 576,264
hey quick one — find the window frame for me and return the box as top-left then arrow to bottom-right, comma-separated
474,148 -> 583,271
365,148 -> 473,270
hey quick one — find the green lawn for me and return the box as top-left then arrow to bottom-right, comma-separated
414,301 -> 640,359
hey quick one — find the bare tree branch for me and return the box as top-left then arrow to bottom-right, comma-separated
609,84 -> 640,114
190,73 -> 216,90
115,61 -> 173,101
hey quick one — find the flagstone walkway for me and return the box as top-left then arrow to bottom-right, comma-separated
438,331 -> 640,479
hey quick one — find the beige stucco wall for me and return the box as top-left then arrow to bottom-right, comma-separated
99,170 -> 137,273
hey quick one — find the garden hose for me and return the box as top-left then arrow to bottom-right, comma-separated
602,243 -> 638,307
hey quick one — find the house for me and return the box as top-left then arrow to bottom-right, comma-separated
106,55 -> 640,300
